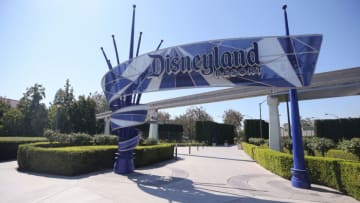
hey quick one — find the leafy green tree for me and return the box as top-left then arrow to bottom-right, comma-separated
158,111 -> 171,124
174,106 -> 213,139
1,108 -> 24,136
0,99 -> 11,134
222,109 -> 243,134
70,95 -> 97,135
0,99 -> 11,118
18,83 -> 48,136
53,79 -> 75,133
90,91 -> 109,114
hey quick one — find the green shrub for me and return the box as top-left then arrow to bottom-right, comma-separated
17,142 -> 174,175
44,129 -> 58,143
68,133 -> 93,146
281,137 -> 292,153
17,142 -> 117,176
254,148 -> 293,179
326,149 -> 359,161
146,137 -> 158,145
0,137 -> 47,161
134,144 -> 174,167
349,138 -> 360,157
308,137 -> 335,156
339,161 -> 360,199
248,138 -> 265,146
241,142 -> 256,159
242,143 -> 360,201
337,138 -> 360,157
93,134 -> 118,145
303,136 -> 315,156
337,139 -> 352,150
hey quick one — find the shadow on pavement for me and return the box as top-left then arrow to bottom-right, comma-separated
310,185 -> 344,195
16,168 -> 113,180
178,153 -> 255,162
128,172 -> 287,203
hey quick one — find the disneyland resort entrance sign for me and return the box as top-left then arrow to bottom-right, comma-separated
101,35 -> 322,173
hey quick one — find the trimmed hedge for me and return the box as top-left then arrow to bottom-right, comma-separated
314,118 -> 360,141
195,121 -> 235,145
135,144 -> 174,167
0,137 -> 47,161
17,143 -> 117,176
136,123 -> 183,141
244,119 -> 269,142
326,149 -> 359,161
241,142 -> 360,200
17,142 -> 174,176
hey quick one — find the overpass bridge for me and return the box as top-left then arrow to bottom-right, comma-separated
97,67 -> 360,150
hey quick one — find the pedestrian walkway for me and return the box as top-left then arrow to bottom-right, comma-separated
0,146 -> 358,203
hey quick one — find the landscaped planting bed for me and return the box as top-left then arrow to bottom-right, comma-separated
0,137 -> 47,161
17,142 -> 174,176
241,142 -> 360,201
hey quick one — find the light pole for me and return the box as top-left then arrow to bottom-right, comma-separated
259,100 -> 266,138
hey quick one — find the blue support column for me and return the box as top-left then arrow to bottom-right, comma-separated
290,88 -> 311,188
282,5 -> 311,189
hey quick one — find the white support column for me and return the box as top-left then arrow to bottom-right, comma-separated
267,96 -> 281,151
104,117 -> 110,135
148,109 -> 159,142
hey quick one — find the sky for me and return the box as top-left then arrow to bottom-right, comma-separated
1,0 -> 360,125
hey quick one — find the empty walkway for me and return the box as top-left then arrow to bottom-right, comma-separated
0,146 -> 358,203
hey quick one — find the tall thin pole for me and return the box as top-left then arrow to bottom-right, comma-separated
100,47 -> 112,70
112,34 -> 120,65
259,103 -> 263,138
259,100 -> 265,138
156,40 -> 164,50
283,4 -> 310,189
136,32 -> 143,57
286,97 -> 292,138
129,5 -> 136,60
126,5 -> 136,105
135,32 -> 143,105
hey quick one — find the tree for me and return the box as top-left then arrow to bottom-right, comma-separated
174,106 -> 213,139
18,83 -> 48,136
222,109 -> 243,134
0,99 -> 11,134
52,79 -> 75,133
69,95 -> 97,135
89,91 -> 109,114
0,98 -> 11,118
158,111 -> 171,123
1,109 -> 24,136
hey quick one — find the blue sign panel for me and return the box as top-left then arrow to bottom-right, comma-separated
102,34 -> 322,102
102,34 -> 322,173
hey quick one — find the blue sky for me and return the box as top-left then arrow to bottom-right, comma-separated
1,0 -> 359,125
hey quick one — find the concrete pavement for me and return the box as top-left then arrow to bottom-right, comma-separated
0,146 -> 358,203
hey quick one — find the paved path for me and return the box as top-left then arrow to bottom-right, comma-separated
0,146 -> 358,203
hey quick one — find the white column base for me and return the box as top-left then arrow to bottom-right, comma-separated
267,96 -> 281,151
104,117 -> 110,135
148,109 -> 159,142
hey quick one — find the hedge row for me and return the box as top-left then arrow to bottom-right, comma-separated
326,149 -> 359,162
135,144 -> 174,167
195,121 -> 235,145
314,118 -> 360,141
0,137 -> 47,161
244,119 -> 269,141
136,123 -> 183,141
241,142 -> 360,200
17,142 -> 174,176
